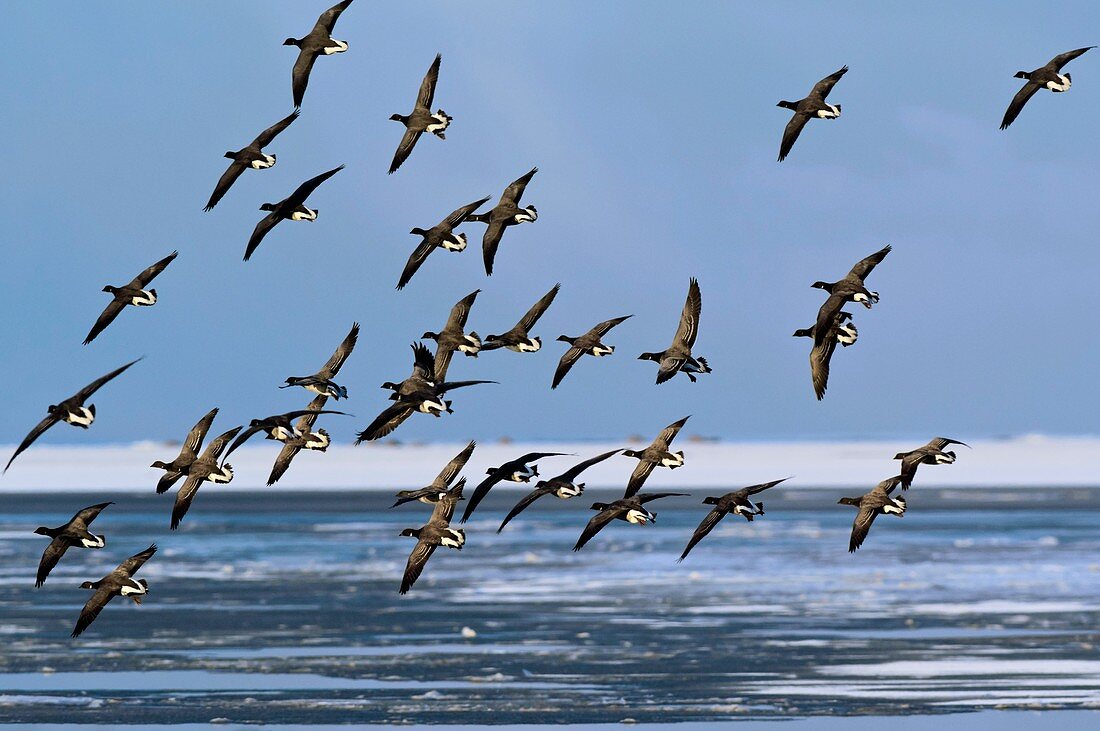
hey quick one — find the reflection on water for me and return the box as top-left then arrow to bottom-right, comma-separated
0,488 -> 1099,724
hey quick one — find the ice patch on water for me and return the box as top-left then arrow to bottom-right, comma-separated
907,600 -> 1093,615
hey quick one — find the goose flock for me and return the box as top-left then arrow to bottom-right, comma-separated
4,1 -> 1092,637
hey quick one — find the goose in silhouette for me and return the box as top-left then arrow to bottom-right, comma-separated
483,284 -> 560,353
461,452 -> 569,523
223,408 -> 350,460
244,165 -> 344,261
552,315 -> 632,389
497,450 -> 621,533
422,289 -> 482,380
170,427 -> 242,530
282,322 -> 359,400
678,478 -> 790,561
267,395 -> 336,486
34,501 -> 113,587
150,407 -> 219,494
5,358 -> 141,474
621,416 -> 690,497
838,476 -> 907,553
204,110 -> 299,211
638,278 -> 711,384
71,543 -> 156,638
84,251 -> 177,345
388,54 -> 452,174
573,492 -> 686,551
399,513 -> 465,595
467,167 -> 539,275
392,440 -> 475,507
1001,47 -> 1094,129
285,0 -> 354,108
397,197 -> 491,289
777,66 -> 847,161
894,437 -> 969,488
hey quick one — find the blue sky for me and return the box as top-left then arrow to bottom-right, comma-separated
2,1 -> 1098,447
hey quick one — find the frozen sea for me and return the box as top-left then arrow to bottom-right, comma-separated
1,486 -> 1100,726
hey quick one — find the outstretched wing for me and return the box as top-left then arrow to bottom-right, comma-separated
252,109 -> 300,148
481,220 -> 506,276
75,355 -> 145,393
502,167 -> 538,205
83,297 -> 128,346
172,476 -> 202,530
202,426 -> 243,461
445,289 -> 480,331
461,473 -> 502,524
679,505 -> 727,561
656,416 -> 690,448
291,49 -> 318,109
355,403 -> 414,443
809,312 -> 841,400
430,479 -> 465,523
267,442 -> 303,486
400,538 -> 437,594
810,65 -> 848,100
71,501 -> 114,527
625,460 -> 656,498
517,283 -> 560,332
36,537 -> 71,588
442,196 -> 491,229
222,424 -> 265,460
559,449 -> 621,482
313,0 -> 354,35
551,346 -> 584,389
1000,81 -> 1041,130
432,344 -> 456,385
4,414 -> 61,473
673,278 -> 702,348
203,160 -> 247,211
71,587 -> 116,638
129,251 -> 178,288
287,165 -> 344,206
436,379 -> 495,395
847,245 -> 891,281
572,507 -> 623,551
180,407 -> 219,461
849,505 -> 878,552
745,478 -> 789,496
1049,46 -> 1094,71
388,127 -> 422,174
497,488 -> 549,533
244,212 -> 282,261
411,342 -> 436,381
778,112 -> 810,162
435,441 -> 476,486
416,53 -> 441,109
156,471 -> 185,495
117,543 -> 157,576
319,322 -> 359,378
591,315 -> 632,338
397,238 -> 438,290
928,437 -> 969,451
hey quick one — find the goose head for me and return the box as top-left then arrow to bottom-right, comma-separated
150,460 -> 171,470
283,37 -> 302,47
837,497 -> 862,507
259,203 -> 278,212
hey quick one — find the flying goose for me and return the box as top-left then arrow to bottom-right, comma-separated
392,440 -> 475,508
397,197 -> 491,290
777,66 -> 847,161
267,395 -> 335,486
638,278 -> 711,384
244,165 -> 344,261
573,492 -> 686,551
285,0 -> 353,109
170,426 -> 242,530
388,54 -> 452,174
83,251 -> 177,345
1001,47 -> 1094,129
223,408 -> 350,460
34,501 -> 113,587
482,283 -> 560,353
5,358 -> 141,474
552,315 -> 632,389
460,452 -> 569,523
71,544 -> 156,638
422,289 -> 483,380
837,476 -> 906,553
399,513 -> 465,595
150,406 -> 219,494
802,309 -> 858,400
467,167 -> 539,276
793,311 -> 858,347
203,110 -> 299,211
678,478 -> 789,561
621,416 -> 690,497
894,437 -> 969,488
497,450 -> 621,533
811,244 -> 890,307
282,322 -> 359,400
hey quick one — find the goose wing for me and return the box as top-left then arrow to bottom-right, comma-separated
252,109 -> 300,148
572,506 -> 625,551
590,314 -> 632,338
927,437 -> 969,451
71,586 -> 116,638
1000,81 -> 1041,130
117,543 -> 157,577
551,345 -> 585,389
435,441 -> 476,486
244,211 -> 283,261
312,0 -> 353,35
847,245 -> 891,281
400,538 -> 437,594
396,238 -> 437,290
388,127 -> 422,174
355,403 -> 414,443
809,311 -> 842,400
655,354 -> 686,385
497,488 -> 550,533
442,196 -> 491,229
655,416 -> 690,448
82,296 -> 128,346
291,48 -> 319,109
267,442 -> 303,486
744,477 -> 790,496
171,475 -> 202,529
130,250 -> 178,288
295,395 -> 331,432
432,344 -> 456,385
202,426 -> 243,461
445,289 -> 480,331
778,112 -> 811,162
203,160 -> 247,211
318,322 -> 359,379
848,504 -> 878,552
673,277 -> 702,348
156,471 -> 185,495
481,219 -> 506,276
1049,46 -> 1094,71
410,342 -> 436,381
287,165 -> 344,207
502,167 -> 538,205
559,449 -> 621,482
810,65 -> 848,100
430,479 -> 465,523
4,413 -> 61,473
416,53 -> 441,109
679,504 -> 729,561
179,407 -> 219,461
517,283 -> 561,332
71,501 -> 114,527
435,379 -> 495,395
461,472 -> 503,524
36,537 -> 71,588
624,460 -> 656,498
